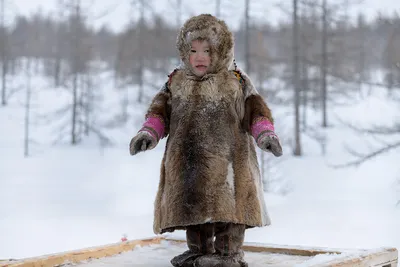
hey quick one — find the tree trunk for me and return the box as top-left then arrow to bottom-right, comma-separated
216,0 -> 221,17
72,72 -> 78,144
293,0 -> 302,156
71,0 -> 81,145
244,0 -> 250,74
24,59 -> 32,157
137,0 -> 144,103
54,0 -> 64,87
301,60 -> 308,129
321,0 -> 328,128
84,73 -> 91,136
1,0 -> 7,106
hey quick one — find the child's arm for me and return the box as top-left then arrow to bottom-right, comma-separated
239,73 -> 283,157
129,84 -> 171,156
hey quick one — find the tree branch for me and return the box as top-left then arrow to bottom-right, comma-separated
332,141 -> 400,168
77,119 -> 113,146
37,104 -> 72,125
337,116 -> 400,136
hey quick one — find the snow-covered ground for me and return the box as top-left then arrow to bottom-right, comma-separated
0,69 -> 399,263
69,240 -> 390,267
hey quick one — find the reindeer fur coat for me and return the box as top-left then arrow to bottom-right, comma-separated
139,14 -> 274,234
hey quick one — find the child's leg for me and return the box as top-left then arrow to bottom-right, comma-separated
171,223 -> 215,267
187,223 -> 215,254
194,223 -> 248,267
214,223 -> 245,258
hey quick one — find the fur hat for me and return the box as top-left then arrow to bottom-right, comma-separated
176,14 -> 235,75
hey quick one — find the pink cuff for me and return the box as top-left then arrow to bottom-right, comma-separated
251,118 -> 275,142
139,116 -> 165,141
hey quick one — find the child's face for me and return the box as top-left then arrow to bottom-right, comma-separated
189,39 -> 211,77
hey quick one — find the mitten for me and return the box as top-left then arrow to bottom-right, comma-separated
129,115 -> 165,155
257,131 -> 282,157
251,117 -> 283,157
129,131 -> 157,155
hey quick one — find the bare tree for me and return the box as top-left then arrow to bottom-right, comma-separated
332,60 -> 400,169
176,0 -> 181,26
244,0 -> 250,74
1,0 -> 7,106
293,0 -> 302,156
216,0 -> 221,17
383,20 -> 400,92
47,0 -> 100,145
334,98 -> 400,169
299,0 -> 318,129
321,0 -> 328,128
136,0 -> 145,103
24,59 -> 32,157
115,0 -> 150,107
82,63 -> 92,136
70,0 -> 81,145
114,0 -> 174,125
355,13 -> 368,91
41,1 -> 112,146
53,0 -> 66,87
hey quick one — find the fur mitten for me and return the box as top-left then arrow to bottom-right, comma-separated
251,117 -> 282,157
129,116 -> 165,155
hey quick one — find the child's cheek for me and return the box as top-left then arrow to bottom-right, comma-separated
189,55 -> 196,68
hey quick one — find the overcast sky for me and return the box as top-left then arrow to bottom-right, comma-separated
3,0 -> 400,32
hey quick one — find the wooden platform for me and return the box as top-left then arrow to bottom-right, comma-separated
0,236 -> 398,267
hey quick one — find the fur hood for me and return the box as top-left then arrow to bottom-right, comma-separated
176,14 -> 235,76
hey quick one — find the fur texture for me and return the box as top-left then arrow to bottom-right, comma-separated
144,14 -> 274,234
176,14 -> 235,78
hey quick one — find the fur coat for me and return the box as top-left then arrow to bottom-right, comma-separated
137,14 -> 276,234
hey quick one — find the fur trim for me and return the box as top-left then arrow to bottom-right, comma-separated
242,94 -> 274,133
145,84 -> 171,136
176,14 -> 235,76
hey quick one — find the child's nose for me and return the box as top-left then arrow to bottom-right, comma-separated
196,53 -> 206,61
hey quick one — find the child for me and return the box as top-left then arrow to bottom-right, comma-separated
129,14 -> 282,267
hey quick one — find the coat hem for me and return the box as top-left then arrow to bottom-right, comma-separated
156,220 -> 271,234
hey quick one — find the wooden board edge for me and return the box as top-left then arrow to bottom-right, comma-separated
164,238 -> 398,267
312,247 -> 398,267
2,236 -> 397,267
242,244 -> 343,256
165,238 -> 344,256
0,236 -> 164,267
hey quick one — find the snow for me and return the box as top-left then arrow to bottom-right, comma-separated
0,67 -> 399,266
68,240 -> 341,267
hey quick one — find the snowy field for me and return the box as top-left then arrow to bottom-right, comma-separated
0,69 -> 399,264
74,241 -> 316,267
68,240 -> 390,267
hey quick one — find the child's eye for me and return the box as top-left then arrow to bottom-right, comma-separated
190,49 -> 196,53
205,49 -> 210,53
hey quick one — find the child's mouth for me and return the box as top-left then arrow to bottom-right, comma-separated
195,65 -> 208,71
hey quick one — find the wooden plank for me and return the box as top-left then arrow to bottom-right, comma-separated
164,238 -> 398,266
243,244 -> 342,257
1,236 -> 398,267
313,247 -> 398,267
165,238 -> 344,256
0,237 -> 162,267
0,260 -> 18,266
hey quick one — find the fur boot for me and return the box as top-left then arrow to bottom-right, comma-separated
194,223 -> 248,267
171,224 -> 215,267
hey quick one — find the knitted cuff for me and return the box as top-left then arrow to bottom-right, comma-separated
139,115 -> 165,142
250,117 -> 277,145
